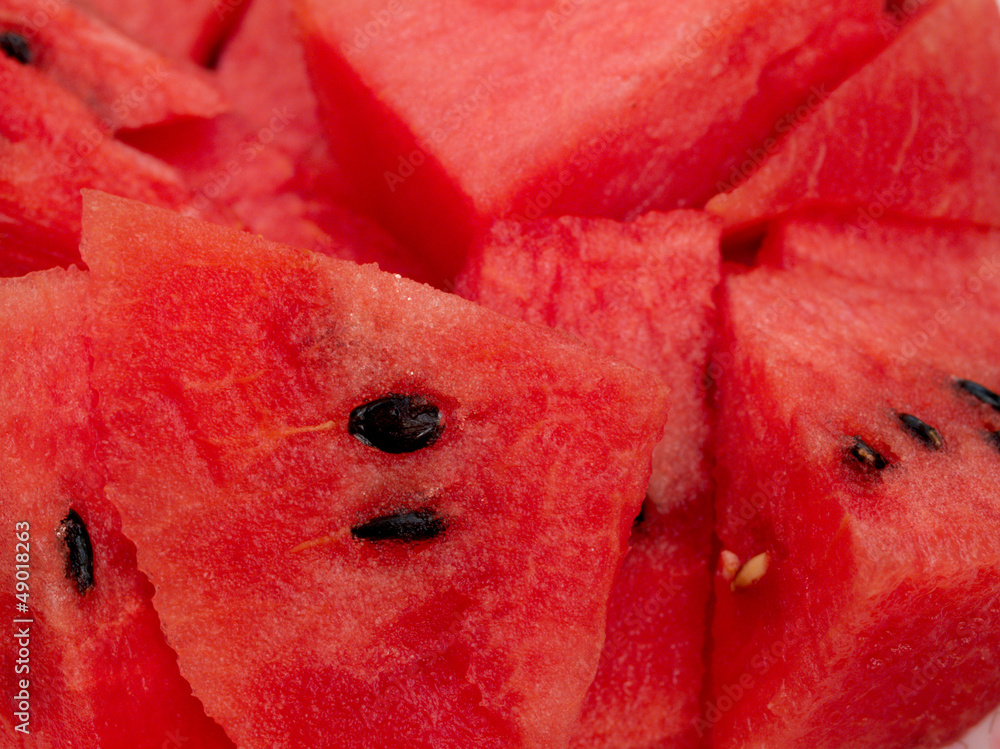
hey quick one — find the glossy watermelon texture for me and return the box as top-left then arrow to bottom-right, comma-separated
75,0 -> 249,64
709,263 -> 1000,749
0,268 -> 234,749
0,0 -> 233,276
458,211 -> 720,749
757,206 -> 1000,313
84,191 -> 669,749
0,0 -> 224,130
297,0 -> 902,279
707,0 -> 1000,234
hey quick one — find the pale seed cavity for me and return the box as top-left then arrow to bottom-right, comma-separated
897,413 -> 943,450
719,550 -> 741,583
0,32 -> 32,65
58,509 -> 94,595
848,437 -> 888,471
731,552 -> 770,592
351,508 -> 446,543
348,394 -> 443,454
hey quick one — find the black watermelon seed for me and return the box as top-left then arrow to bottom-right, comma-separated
0,32 -> 32,65
351,508 -> 446,543
898,413 -> 943,450
59,509 -> 94,595
956,379 -> 1000,411
989,431 -> 1000,452
348,394 -> 443,454
848,437 -> 888,471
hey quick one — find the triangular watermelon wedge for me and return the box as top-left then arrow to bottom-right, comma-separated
0,54 -> 232,275
84,192 -> 669,748
0,267 -> 235,748
709,266 -> 1000,748
456,211 -> 719,749
0,0 -> 226,131
707,0 -> 1000,234
298,0 -> 902,279
75,0 -> 249,65
757,206 -> 1000,314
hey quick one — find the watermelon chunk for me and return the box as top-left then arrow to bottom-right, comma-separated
0,54 -> 232,275
757,206 -> 1000,311
709,266 -> 1000,748
298,0 -> 899,278
74,0 -> 250,64
0,267 -> 234,748
119,114 -> 435,283
84,191 -> 669,748
216,0 -> 322,165
457,212 -> 720,749
0,0 -> 225,131
707,0 -> 1000,234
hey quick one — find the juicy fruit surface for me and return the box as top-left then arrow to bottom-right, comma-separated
710,266 -> 1000,748
0,0 -> 225,130
299,0 -> 893,277
0,54 -> 227,275
758,207 -> 1000,310
0,268 -> 233,749
708,0 -> 1000,232
75,0 -> 248,63
84,192 -> 669,749
458,212 -> 718,748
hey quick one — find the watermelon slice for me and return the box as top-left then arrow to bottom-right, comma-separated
707,0 -> 1000,234
757,206 -> 1000,311
709,266 -> 1000,748
298,0 -> 903,278
0,54 -> 232,275
0,0 -> 225,131
0,267 -> 234,748
74,0 -> 250,64
84,191 -> 669,749
216,0 -> 322,165
456,212 -> 719,749
119,113 -> 435,283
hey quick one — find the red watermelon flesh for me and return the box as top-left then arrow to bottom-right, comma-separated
83,191 -> 669,749
0,267 -> 235,749
707,0 -> 1000,234
456,212 -> 719,748
709,266 -> 1000,748
216,0 -> 323,166
0,0 -> 225,131
0,55 -> 233,276
757,206 -> 1000,313
74,0 -> 249,64
298,0 -> 903,279
119,114 -> 435,283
